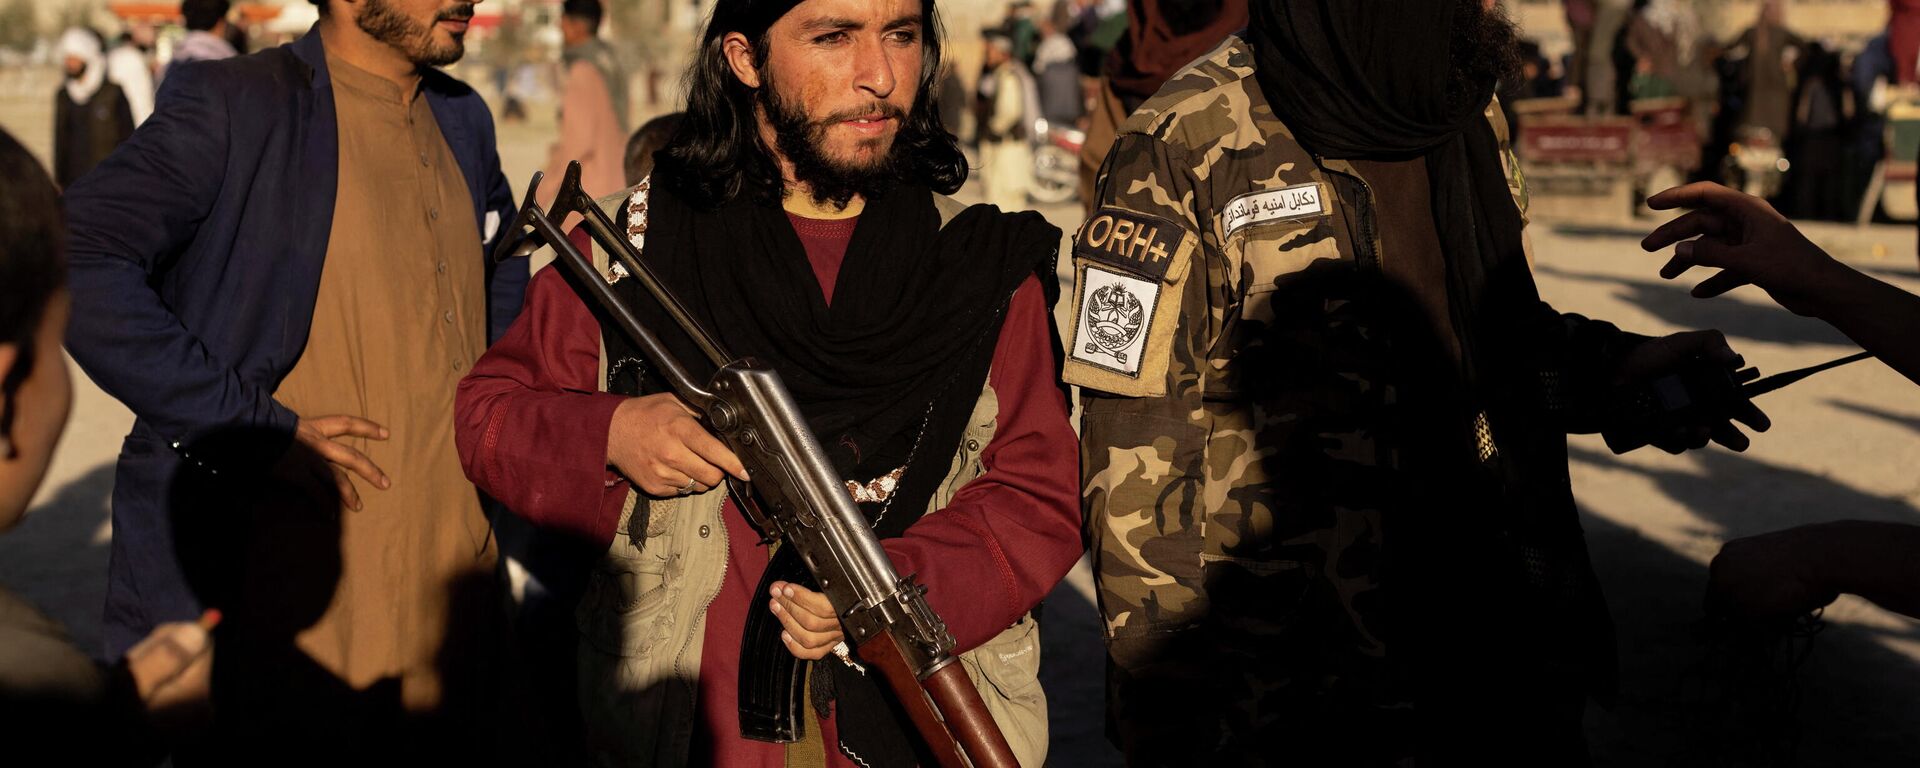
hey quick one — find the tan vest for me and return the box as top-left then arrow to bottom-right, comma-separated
561,184 -> 1049,767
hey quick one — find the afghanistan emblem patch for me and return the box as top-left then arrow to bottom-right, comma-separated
1070,265 -> 1157,376
1085,284 -> 1145,363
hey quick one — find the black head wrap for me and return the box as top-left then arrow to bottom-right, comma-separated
709,0 -> 806,40
1246,0 -> 1538,396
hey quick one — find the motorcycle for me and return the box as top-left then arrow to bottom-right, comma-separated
1028,118 -> 1084,205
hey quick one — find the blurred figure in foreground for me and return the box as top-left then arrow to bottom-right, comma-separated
0,127 -> 212,763
1641,182 -> 1920,624
53,28 -> 134,189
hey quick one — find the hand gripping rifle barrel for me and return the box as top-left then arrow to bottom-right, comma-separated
494,163 -> 1018,768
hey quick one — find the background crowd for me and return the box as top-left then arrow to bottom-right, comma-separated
4,0 -> 1920,765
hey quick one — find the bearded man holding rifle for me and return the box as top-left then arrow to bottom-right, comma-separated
454,0 -> 1082,765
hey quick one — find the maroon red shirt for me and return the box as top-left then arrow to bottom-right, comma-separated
456,213 -> 1081,766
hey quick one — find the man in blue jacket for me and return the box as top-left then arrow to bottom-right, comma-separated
62,0 -> 524,749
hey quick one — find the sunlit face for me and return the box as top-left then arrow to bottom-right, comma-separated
63,55 -> 86,78
0,292 -> 72,531
356,0 -> 479,67
730,0 -> 925,178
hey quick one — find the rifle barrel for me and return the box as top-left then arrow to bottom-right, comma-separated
549,162 -> 733,370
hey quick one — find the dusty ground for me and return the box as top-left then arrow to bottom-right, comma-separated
4,56 -> 1920,765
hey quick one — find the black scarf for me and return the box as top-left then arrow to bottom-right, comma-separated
1246,4 -> 1617,748
602,175 -> 1058,766
1245,0 -> 1539,399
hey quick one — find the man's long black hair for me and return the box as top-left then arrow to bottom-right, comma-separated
654,0 -> 968,209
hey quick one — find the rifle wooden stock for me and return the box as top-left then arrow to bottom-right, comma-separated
857,634 -> 1019,768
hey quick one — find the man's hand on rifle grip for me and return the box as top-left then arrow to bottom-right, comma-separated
608,392 -> 750,497
770,580 -> 844,660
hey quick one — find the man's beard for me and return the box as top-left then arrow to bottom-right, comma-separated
758,76 -> 910,209
1447,0 -> 1522,116
358,0 -> 473,68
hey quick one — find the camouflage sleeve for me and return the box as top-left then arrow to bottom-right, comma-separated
1060,131 -> 1205,398
1071,132 -> 1218,666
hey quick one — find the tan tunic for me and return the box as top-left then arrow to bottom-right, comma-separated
268,52 -> 495,712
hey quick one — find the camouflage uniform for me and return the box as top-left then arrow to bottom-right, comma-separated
1067,36 -> 1630,765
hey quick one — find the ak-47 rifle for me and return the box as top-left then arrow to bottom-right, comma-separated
495,163 -> 1018,768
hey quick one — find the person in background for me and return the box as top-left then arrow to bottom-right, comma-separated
52,28 -> 134,189
1077,0 -> 1246,210
978,27 -> 1037,210
1007,0 -> 1041,68
0,126 -> 214,764
1626,0 -> 1718,141
61,0 -> 523,756
626,0 -> 676,109
1725,0 -> 1804,144
1033,2 -> 1083,130
1889,0 -> 1920,87
539,0 -> 629,204
623,110 -> 682,186
1849,33 -> 1894,215
1070,0 -> 1127,79
162,0 -> 239,86
1781,43 -> 1850,220
106,25 -> 157,127
1641,181 -> 1920,626
1565,0 -> 1596,105
1629,54 -> 1678,100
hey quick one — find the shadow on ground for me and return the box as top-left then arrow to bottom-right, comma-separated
1827,399 -> 1920,439
0,462 -> 114,653
1574,442 -> 1920,768
1536,264 -> 1852,348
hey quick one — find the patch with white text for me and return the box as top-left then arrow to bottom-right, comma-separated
1074,207 -> 1188,282
1220,182 -> 1330,239
1069,265 -> 1159,377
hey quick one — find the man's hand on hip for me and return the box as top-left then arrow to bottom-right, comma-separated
283,415 -> 390,511
608,393 -> 749,498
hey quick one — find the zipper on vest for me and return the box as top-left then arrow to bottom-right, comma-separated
671,495 -> 728,759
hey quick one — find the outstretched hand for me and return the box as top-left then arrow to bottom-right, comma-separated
1641,182 -> 1844,319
